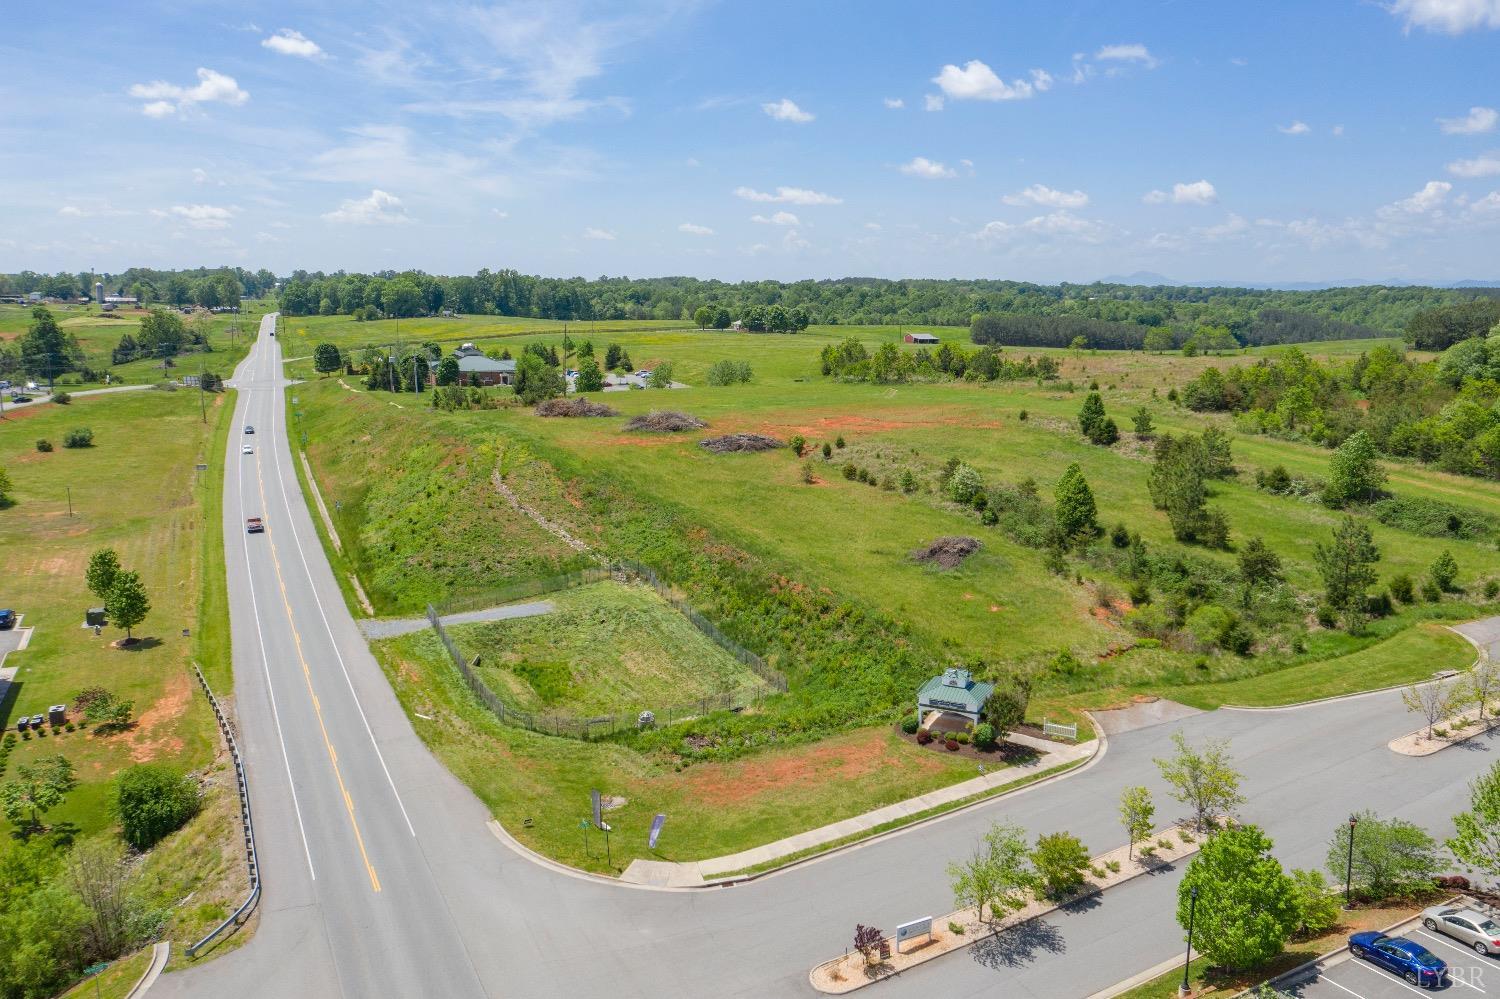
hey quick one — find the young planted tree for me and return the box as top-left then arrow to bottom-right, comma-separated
1119,785 -> 1155,860
107,570 -> 150,643
1446,760 -> 1500,885
1131,407 -> 1155,436
313,342 -> 342,375
852,924 -> 884,965
1154,731 -> 1245,832
1314,517 -> 1381,632
947,821 -> 1034,923
1429,550 -> 1459,592
85,547 -> 121,603
648,362 -> 676,389
0,465 -> 13,508
1401,676 -> 1467,741
1031,832 -> 1091,899
575,358 -> 604,392
1237,537 -> 1283,606
1323,430 -> 1386,508
1177,825 -> 1298,971
0,754 -> 77,833
1053,463 -> 1098,546
1326,811 -> 1441,901
1470,652 -> 1499,725
1288,869 -> 1341,936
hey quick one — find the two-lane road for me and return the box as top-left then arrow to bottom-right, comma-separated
160,314 -> 1496,999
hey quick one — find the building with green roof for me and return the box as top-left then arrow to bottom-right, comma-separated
916,668 -> 994,729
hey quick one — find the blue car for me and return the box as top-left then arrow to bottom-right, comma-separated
1350,931 -> 1447,988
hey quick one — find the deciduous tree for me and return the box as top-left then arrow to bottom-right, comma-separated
1323,430 -> 1386,507
1154,731 -> 1245,832
1447,760 -> 1500,884
1326,811 -> 1441,901
0,755 -> 77,832
107,570 -> 150,642
1031,832 -> 1091,899
85,548 -> 120,603
948,822 -> 1034,922
1119,786 -> 1155,860
1177,825 -> 1297,971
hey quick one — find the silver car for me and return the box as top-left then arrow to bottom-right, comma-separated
1422,905 -> 1500,956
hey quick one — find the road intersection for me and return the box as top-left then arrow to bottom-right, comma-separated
157,315 -> 1497,998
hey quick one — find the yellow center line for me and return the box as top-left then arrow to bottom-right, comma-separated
252,426 -> 381,893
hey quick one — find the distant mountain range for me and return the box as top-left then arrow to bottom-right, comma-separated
1094,271 -> 1500,291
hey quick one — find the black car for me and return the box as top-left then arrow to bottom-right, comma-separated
9,394 -> 31,404
0,609 -> 14,629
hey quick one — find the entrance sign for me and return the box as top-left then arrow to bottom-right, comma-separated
591,789 -> 603,828
895,917 -> 933,953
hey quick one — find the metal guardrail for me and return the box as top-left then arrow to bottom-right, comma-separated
187,663 -> 260,957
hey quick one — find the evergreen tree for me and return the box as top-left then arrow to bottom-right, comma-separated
1314,516 -> 1381,630
1054,463 -> 1099,545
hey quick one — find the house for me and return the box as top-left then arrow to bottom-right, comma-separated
915,668 -> 994,731
437,344 -> 516,386
904,332 -> 940,345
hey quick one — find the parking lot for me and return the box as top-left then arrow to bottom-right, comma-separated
1275,915 -> 1496,998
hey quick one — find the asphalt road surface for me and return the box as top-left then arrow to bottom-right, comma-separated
157,315 -> 1499,999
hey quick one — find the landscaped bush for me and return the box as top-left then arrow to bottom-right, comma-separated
900,714 -> 919,734
788,434 -> 806,456
116,763 -> 200,850
916,729 -> 933,745
954,731 -> 970,745
63,427 -> 94,448
973,722 -> 996,749
52,391 -> 71,404
36,439 -> 52,452
944,737 -> 959,751
1388,573 -> 1415,603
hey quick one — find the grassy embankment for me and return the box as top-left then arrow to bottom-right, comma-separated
0,386 -> 252,969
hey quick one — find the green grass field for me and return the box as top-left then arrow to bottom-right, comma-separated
288,323 -> 1491,870
0,388 -> 250,957
453,581 -> 770,718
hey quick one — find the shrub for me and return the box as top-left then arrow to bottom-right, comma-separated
52,391 -> 71,405
36,439 -> 53,452
1389,573 -> 1415,603
1157,837 -> 1173,850
1486,579 -> 1500,600
1256,465 -> 1293,493
947,921 -> 965,935
1018,409 -> 1028,421
835,435 -> 846,448
821,442 -> 832,459
841,463 -> 857,480
1315,604 -> 1337,628
1434,874 -> 1471,891
63,427 -> 95,448
117,764 -> 200,850
900,714 -> 920,734
1032,831 -> 1091,899
788,434 -> 806,456
954,731 -> 970,745
1105,859 -> 1121,873
973,722 -> 996,749
944,737 -> 959,751
1430,550 -> 1459,592
1420,578 -> 1442,602
1090,865 -> 1107,879
1110,523 -> 1131,549
800,461 -> 815,484
916,730 -> 932,745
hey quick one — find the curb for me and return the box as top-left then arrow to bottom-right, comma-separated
125,941 -> 170,998
485,719 -> 1107,894
1085,949 -> 1199,999
809,819 -> 1198,994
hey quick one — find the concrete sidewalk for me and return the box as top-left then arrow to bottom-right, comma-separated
621,731 -> 1097,888
357,600 -> 556,640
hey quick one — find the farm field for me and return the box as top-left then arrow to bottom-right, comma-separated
0,387 -> 249,968
452,580 -> 772,719
289,323 -> 1492,869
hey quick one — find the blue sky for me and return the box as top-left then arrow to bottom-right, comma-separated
3,0 -> 1499,284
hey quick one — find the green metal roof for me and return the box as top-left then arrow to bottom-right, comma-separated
917,671 -> 994,713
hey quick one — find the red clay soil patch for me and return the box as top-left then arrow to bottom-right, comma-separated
682,730 -> 944,808
126,672 -> 192,763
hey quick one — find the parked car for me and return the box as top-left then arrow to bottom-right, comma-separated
246,517 -> 265,534
1350,931 -> 1448,987
9,394 -> 31,404
244,425 -> 255,434
1423,905 -> 1500,956
0,609 -> 14,629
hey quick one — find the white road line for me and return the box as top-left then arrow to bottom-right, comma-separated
268,337 -> 418,838
1317,974 -> 1368,999
1348,957 -> 1436,997
1417,928 -> 1492,976
237,358 -> 317,881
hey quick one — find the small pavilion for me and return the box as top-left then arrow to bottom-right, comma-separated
916,667 -> 994,732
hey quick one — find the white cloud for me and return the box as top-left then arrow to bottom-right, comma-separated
321,189 -> 412,224
1278,120 -> 1311,135
167,204 -> 236,230
1470,190 -> 1500,212
129,67 -> 249,116
1143,180 -> 1218,205
262,28 -> 324,59
750,211 -> 800,225
863,221 -> 882,231
58,206 -> 84,217
678,222 -> 714,235
1388,179 -> 1452,214
931,60 -> 1036,101
1002,184 -> 1089,209
974,210 -> 1112,245
762,98 -> 813,123
582,226 -> 615,240
1332,124 -> 1346,136
1447,151 -> 1500,176
1438,105 -> 1498,134
492,209 -> 509,218
883,97 -> 904,109
1390,0 -> 1500,33
924,94 -> 945,112
1094,43 -> 1159,68
899,156 -> 956,179
733,185 -> 842,205
1031,69 -> 1054,92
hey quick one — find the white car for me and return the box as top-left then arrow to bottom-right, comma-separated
241,445 -> 254,455
1422,905 -> 1500,955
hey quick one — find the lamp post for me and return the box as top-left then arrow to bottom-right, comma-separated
1180,885 -> 1198,998
1343,813 -> 1359,909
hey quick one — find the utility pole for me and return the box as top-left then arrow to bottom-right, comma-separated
199,358 -> 207,423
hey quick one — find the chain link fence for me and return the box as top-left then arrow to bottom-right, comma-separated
425,561 -> 786,740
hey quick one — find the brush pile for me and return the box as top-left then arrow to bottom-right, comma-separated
699,433 -> 783,453
911,536 -> 982,568
625,410 -> 706,433
535,398 -> 619,418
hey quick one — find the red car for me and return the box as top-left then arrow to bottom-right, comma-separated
246,517 -> 265,534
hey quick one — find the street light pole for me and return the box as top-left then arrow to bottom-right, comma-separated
1343,814 -> 1359,909
1179,885 -> 1198,999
